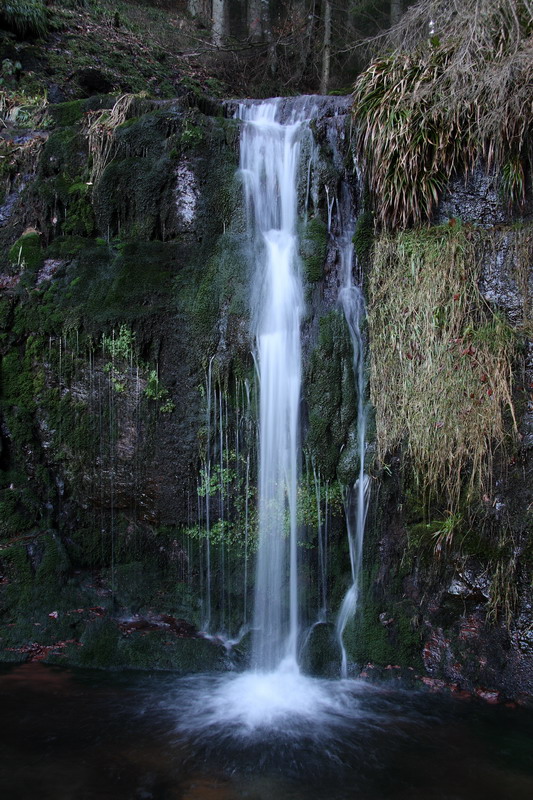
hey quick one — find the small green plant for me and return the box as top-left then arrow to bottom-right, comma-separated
101,325 -> 135,361
0,59 -> 22,88
180,119 -> 203,149
160,398 -> 175,413
144,369 -> 174,412
144,369 -> 164,400
431,512 -> 463,555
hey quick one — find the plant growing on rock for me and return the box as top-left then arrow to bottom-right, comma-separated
353,0 -> 533,229
368,223 -> 519,511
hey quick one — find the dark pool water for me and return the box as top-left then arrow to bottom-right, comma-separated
1,663 -> 533,800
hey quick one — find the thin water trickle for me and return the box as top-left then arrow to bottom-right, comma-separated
336,186 -> 371,677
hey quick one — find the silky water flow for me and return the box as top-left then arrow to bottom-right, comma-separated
173,98 -> 368,741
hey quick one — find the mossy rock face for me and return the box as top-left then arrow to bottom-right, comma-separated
305,311 -> 357,480
112,111 -> 174,158
94,154 -> 174,240
300,216 -> 327,283
43,239 -> 179,327
119,632 -> 229,673
38,129 -> 87,184
0,297 -> 12,330
74,618 -> 122,668
353,210 -> 374,264
60,618 -> 229,672
48,97 -> 114,128
342,544 -> 424,671
90,109 -> 236,242
0,650 -> 28,664
189,231 -> 249,341
63,185 -> 96,237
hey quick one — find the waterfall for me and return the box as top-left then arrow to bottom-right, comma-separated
173,96 -> 369,739
336,191 -> 370,677
238,99 -> 312,672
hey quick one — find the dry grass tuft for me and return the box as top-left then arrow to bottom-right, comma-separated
84,93 -> 151,185
353,0 -> 533,229
368,222 -> 519,510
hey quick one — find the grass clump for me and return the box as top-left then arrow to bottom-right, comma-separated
0,1 -> 48,39
84,93 -> 152,185
353,0 -> 533,229
368,222 -> 518,511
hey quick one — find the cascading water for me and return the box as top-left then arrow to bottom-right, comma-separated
173,97 -> 370,739
238,99 -> 305,671
336,189 -> 371,677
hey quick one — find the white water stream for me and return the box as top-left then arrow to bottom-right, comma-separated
336,190 -> 371,677
239,99 -> 307,671
176,97 -> 368,734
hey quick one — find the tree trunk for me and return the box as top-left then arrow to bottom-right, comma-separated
248,0 -> 263,41
188,1 -> 210,18
390,0 -> 403,27
319,0 -> 331,95
212,0 -> 225,47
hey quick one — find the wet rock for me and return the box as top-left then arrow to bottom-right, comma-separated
119,614 -> 197,637
75,68 -> 115,96
36,258 -> 63,286
174,159 -> 199,232
422,628 -> 449,674
47,84 -> 66,105
475,687 -> 501,703
438,167 -> 510,226
56,616 -> 229,673
300,622 -> 342,678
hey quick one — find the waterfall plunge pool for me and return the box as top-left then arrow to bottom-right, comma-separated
2,662 -> 533,799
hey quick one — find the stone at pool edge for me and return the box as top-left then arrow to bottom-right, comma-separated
41,617 -> 231,673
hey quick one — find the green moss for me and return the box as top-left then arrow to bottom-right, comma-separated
46,235 -> 93,259
1,544 -> 33,608
344,567 -> 423,669
104,241 -> 176,315
0,298 -> 12,330
0,488 -> 39,538
8,232 -> 43,273
406,521 -> 444,549
77,618 -> 121,668
301,622 -> 342,678
300,216 -> 327,282
353,210 -> 374,262
35,533 -> 70,586
1,338 -> 44,410
10,295 -> 64,336
62,182 -> 96,237
94,154 -> 172,239
189,231 -> 249,340
48,99 -> 86,127
305,311 -> 356,480
38,129 -> 86,183
118,630 -> 229,672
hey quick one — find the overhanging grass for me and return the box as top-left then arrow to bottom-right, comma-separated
353,0 -> 533,229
